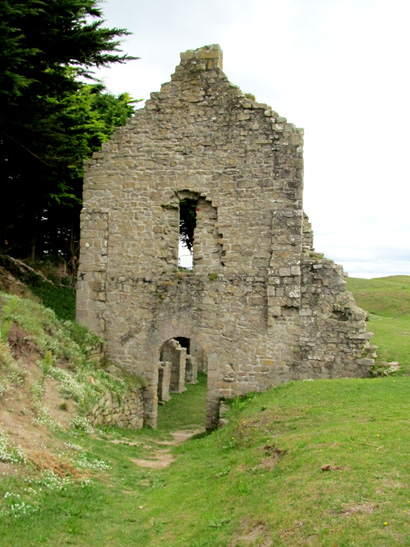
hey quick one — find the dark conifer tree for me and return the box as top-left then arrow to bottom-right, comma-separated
0,0 -> 137,263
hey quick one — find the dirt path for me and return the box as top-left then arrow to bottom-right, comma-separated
130,429 -> 202,469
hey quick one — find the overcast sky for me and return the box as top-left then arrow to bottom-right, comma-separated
95,0 -> 410,278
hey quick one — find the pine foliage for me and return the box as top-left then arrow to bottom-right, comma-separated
0,0 -> 138,262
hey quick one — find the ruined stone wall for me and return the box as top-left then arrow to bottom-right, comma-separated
88,387 -> 144,429
77,45 -> 375,429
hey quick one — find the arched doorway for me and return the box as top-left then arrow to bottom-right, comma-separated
157,337 -> 208,430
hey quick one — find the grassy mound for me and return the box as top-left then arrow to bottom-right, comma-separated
0,291 -> 144,500
347,276 -> 410,374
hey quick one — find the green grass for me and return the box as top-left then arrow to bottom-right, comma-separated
0,255 -> 76,321
157,373 -> 208,431
365,315 -> 410,369
347,276 -> 410,374
346,276 -> 410,318
1,377 -> 410,546
29,279 -> 76,321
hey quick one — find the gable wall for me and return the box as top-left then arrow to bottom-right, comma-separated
77,46 -> 375,428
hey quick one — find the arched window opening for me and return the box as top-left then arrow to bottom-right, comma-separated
178,198 -> 197,269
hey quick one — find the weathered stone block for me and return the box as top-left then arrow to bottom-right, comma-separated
158,361 -> 171,402
185,355 -> 198,384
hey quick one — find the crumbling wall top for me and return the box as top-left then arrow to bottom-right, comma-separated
179,44 -> 223,71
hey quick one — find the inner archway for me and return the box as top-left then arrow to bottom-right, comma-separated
157,337 -> 208,431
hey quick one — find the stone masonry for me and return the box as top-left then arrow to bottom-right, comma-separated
88,387 -> 144,429
76,45 -> 376,429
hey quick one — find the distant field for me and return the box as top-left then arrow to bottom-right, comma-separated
346,276 -> 410,374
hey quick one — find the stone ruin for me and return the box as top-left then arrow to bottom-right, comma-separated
76,45 -> 376,429
158,337 -> 199,404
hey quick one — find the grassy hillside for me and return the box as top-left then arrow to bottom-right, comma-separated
0,255 -> 76,321
347,276 -> 410,318
0,377 -> 409,545
347,276 -> 410,374
0,291 -> 144,501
